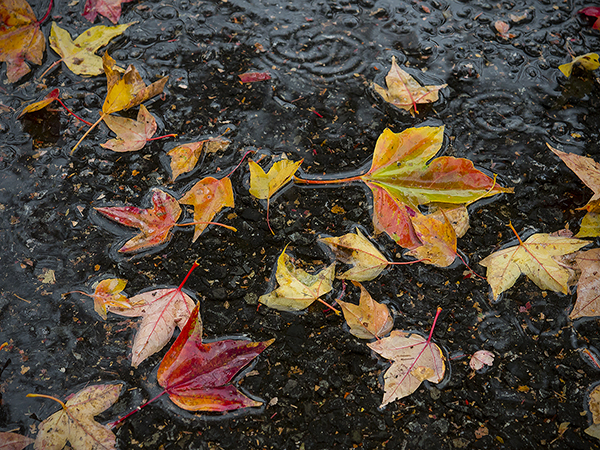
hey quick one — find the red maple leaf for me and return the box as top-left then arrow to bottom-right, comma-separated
157,303 -> 274,412
95,189 -> 181,253
83,0 -> 134,24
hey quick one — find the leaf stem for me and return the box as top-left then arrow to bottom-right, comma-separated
63,290 -> 94,298
108,390 -> 168,429
27,393 -> 66,409
227,149 -> 255,178
427,307 -> 442,343
71,113 -> 105,154
38,60 -> 61,80
55,98 -> 93,126
38,0 -> 53,24
174,221 -> 237,232
177,261 -> 200,291
507,221 -> 524,245
147,133 -> 177,142
293,174 -> 364,185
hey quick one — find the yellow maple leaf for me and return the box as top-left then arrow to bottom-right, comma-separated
248,158 -> 303,200
479,225 -> 589,300
259,249 -> 335,312
47,22 -> 133,76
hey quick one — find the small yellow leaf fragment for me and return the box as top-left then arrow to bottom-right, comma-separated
559,52 -> 600,78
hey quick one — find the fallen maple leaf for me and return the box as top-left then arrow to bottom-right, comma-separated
95,189 -> 181,253
156,303 -> 273,411
0,431 -> 34,450
479,224 -> 589,301
0,0 -> 49,83
101,104 -> 159,152
259,249 -> 336,312
168,137 -> 230,181
71,52 -> 168,153
319,228 -> 389,281
362,126 -> 511,251
47,21 -> 132,77
102,52 -> 167,115
368,308 -> 445,406
249,157 -> 303,234
179,176 -> 235,242
28,383 -> 122,450
65,277 -> 130,320
248,158 -> 303,201
338,283 -> 393,339
469,350 -> 495,371
83,0 -> 134,24
373,56 -> 447,115
579,7 -> 600,30
108,262 -> 198,367
548,144 -> 600,237
558,52 -> 600,78
239,71 -> 271,83
569,248 -> 600,320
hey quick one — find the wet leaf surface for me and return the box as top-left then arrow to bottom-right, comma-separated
157,304 -> 273,412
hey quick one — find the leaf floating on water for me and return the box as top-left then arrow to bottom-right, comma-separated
48,22 -> 133,76
469,350 -> 495,371
168,137 -> 230,181
17,89 -> 60,118
109,262 -> 198,367
362,127 -> 512,256
239,71 -> 271,83
479,225 -> 589,301
248,158 -> 303,200
319,228 -> 389,282
372,56 -> 447,115
102,52 -> 168,116
338,283 -> 393,339
368,316 -> 445,406
158,303 -> 274,412
259,249 -> 335,312
91,278 -> 130,320
178,176 -> 235,242
95,189 -> 181,253
405,209 -> 457,267
29,384 -> 122,450
101,104 -> 158,152
548,144 -> 600,237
